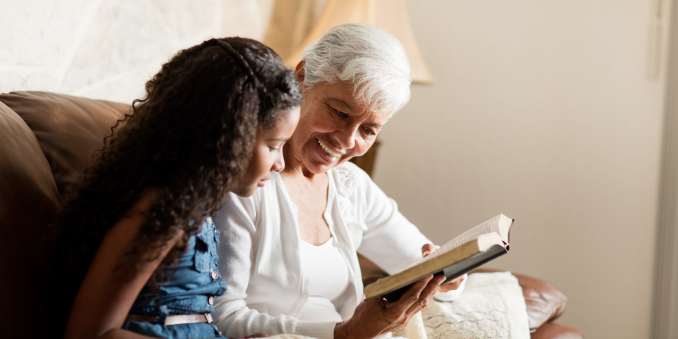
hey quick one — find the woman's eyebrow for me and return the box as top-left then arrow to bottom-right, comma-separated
363,122 -> 383,129
327,98 -> 356,115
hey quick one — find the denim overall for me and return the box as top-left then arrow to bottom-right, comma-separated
123,217 -> 227,338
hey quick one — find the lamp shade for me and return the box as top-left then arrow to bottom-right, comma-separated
263,0 -> 433,84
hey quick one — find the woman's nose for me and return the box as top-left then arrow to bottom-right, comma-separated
336,126 -> 358,150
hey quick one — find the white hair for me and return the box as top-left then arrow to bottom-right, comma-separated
302,24 -> 412,115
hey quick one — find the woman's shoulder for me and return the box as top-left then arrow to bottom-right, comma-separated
330,161 -> 373,195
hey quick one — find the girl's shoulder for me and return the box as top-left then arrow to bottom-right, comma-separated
123,188 -> 160,218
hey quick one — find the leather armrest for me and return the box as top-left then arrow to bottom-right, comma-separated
473,268 -> 568,330
531,322 -> 583,339
514,272 -> 568,329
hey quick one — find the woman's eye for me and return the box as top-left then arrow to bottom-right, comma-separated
362,127 -> 377,136
331,107 -> 349,119
327,103 -> 350,120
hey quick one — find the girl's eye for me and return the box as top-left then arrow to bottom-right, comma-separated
268,143 -> 284,151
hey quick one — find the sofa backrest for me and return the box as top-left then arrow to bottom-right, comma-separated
0,91 -> 129,338
0,91 -> 130,198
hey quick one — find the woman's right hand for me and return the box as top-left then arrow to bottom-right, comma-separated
334,274 -> 445,339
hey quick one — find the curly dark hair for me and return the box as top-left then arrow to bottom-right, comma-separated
52,37 -> 300,322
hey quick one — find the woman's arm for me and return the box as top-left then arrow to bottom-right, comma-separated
65,190 -> 182,339
347,162 -> 467,298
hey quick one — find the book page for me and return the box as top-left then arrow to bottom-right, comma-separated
430,214 -> 512,260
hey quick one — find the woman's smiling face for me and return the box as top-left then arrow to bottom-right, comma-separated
287,79 -> 390,175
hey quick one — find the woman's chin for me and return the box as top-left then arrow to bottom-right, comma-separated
305,155 -> 354,174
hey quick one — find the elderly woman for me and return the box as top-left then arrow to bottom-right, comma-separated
213,24 -> 466,339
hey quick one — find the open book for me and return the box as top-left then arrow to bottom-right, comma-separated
364,214 -> 514,300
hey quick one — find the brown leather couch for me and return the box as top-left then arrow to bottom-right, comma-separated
0,91 -> 582,338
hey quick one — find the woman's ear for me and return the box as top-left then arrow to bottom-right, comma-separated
295,60 -> 305,84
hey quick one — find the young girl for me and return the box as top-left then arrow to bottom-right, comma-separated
52,37 -> 301,339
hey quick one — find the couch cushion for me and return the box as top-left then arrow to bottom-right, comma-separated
0,101 -> 60,338
0,91 -> 129,199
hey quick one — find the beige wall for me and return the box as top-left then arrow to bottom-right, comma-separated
374,1 -> 670,338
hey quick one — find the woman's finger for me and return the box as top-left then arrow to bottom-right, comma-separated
384,301 -> 428,334
404,274 -> 443,315
382,315 -> 409,334
423,274 -> 446,298
404,300 -> 427,320
439,283 -> 459,292
439,274 -> 466,292
390,275 -> 433,312
421,243 -> 435,257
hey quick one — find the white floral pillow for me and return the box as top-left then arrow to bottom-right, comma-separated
421,272 -> 530,339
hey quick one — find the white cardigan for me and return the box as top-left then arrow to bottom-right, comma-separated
213,162 -> 463,338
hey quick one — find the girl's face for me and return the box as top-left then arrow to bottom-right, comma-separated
233,107 -> 300,197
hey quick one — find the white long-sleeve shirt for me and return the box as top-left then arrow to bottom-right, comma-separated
213,162 -> 465,338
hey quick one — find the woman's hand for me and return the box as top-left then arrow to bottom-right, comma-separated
421,243 -> 466,292
334,274 -> 445,339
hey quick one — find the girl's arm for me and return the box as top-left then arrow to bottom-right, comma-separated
65,190 -> 182,339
